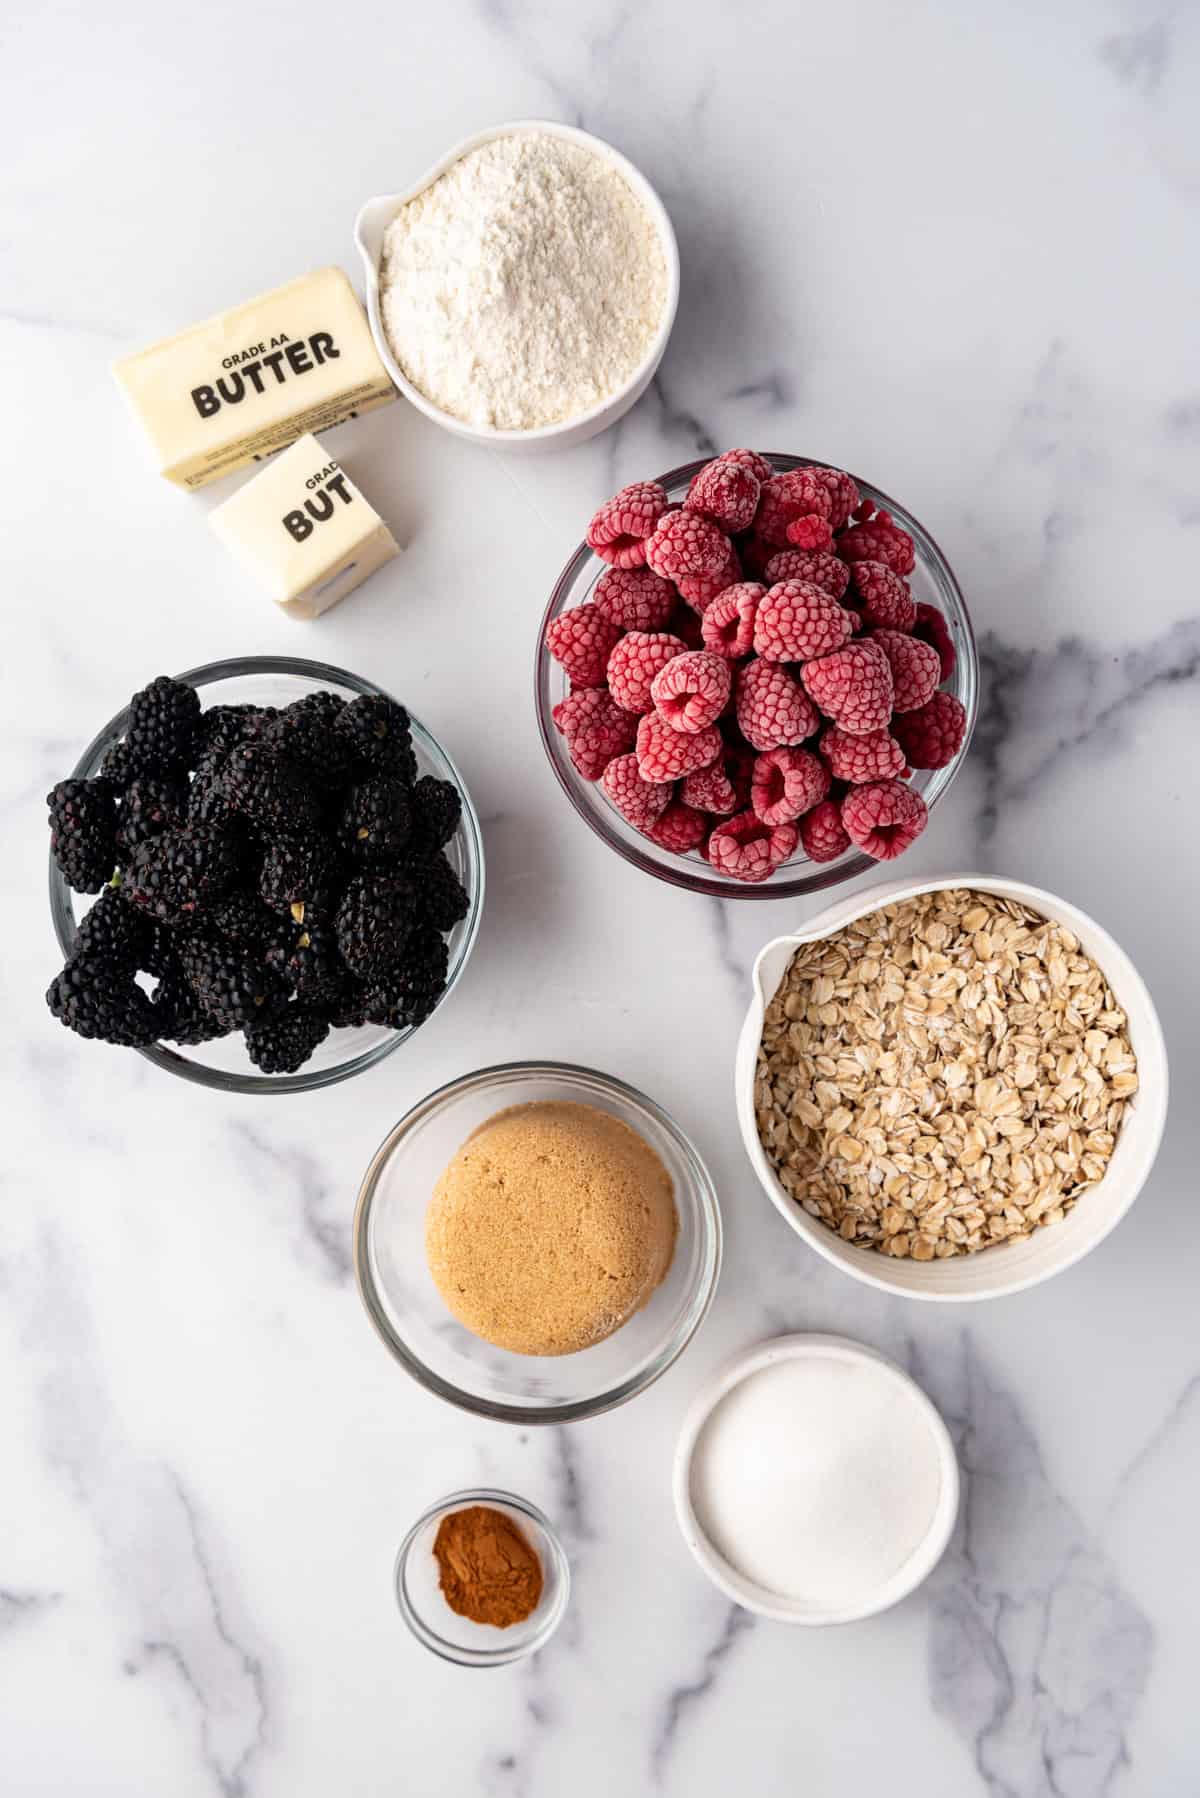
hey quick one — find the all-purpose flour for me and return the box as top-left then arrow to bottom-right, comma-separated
379,133 -> 668,431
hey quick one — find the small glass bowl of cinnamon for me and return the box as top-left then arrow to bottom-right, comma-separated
395,1488 -> 570,1666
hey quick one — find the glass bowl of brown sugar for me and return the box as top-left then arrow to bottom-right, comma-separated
395,1488 -> 571,1666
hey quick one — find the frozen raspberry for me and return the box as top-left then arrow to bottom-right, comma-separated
676,540 -> 741,611
820,724 -> 907,784
681,760 -> 739,815
645,509 -> 730,582
593,564 -> 676,632
646,799 -> 708,853
850,498 -> 876,522
545,604 -> 622,687
717,448 -> 773,483
871,629 -> 941,712
601,754 -> 673,831
841,780 -> 927,860
751,747 -> 830,826
636,712 -> 721,782
849,561 -> 916,633
801,640 -> 893,736
735,661 -> 819,752
708,811 -> 798,883
913,603 -> 957,681
651,650 -> 731,734
753,581 -> 853,663
586,481 -> 669,568
836,509 -> 916,576
799,799 -> 851,863
552,687 -> 637,780
810,467 -> 861,530
701,583 -> 763,659
784,514 -> 835,551
685,458 -> 760,533
763,548 -> 850,601
892,691 -> 967,769
606,631 -> 686,714
756,469 -> 835,547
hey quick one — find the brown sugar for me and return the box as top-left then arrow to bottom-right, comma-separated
433,1505 -> 543,1628
424,1100 -> 677,1356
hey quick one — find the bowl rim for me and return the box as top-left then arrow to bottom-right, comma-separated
734,871 -> 1170,1300
394,1485 -> 571,1667
534,453 -> 978,899
354,118 -> 680,446
672,1332 -> 960,1624
47,653 -> 485,1095
353,1058 -> 723,1423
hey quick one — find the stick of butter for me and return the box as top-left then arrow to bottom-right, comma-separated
113,268 -> 396,489
209,434 -> 399,619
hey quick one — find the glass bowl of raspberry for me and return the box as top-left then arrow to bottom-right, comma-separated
47,655 -> 485,1094
535,454 -> 979,897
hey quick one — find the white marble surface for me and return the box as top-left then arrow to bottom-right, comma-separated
3,1 -> 1198,1792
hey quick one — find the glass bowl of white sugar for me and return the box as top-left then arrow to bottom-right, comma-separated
354,121 -> 679,450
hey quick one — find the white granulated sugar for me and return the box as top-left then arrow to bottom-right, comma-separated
380,133 -> 667,431
689,1357 -> 943,1607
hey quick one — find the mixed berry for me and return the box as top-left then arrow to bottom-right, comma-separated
548,452 -> 968,883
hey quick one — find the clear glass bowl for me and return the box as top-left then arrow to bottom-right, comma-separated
353,1061 -> 722,1423
395,1488 -> 570,1666
47,655 -> 485,1094
535,454 -> 979,899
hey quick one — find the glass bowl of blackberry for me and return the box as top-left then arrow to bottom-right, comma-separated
534,453 -> 979,898
46,656 -> 484,1093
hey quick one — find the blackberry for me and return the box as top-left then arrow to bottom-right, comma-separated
220,742 -> 325,839
117,774 -> 187,853
258,834 -> 339,916
408,775 -> 462,854
325,978 -> 371,1029
47,957 -> 159,1046
72,885 -> 157,973
123,675 -> 201,775
266,922 -> 350,1010
152,963 -> 233,1045
360,922 -> 450,1030
121,823 -> 246,926
265,692 -> 352,787
244,1008 -> 330,1074
416,853 -> 470,931
209,888 -> 279,951
335,694 -> 416,780
100,740 -> 135,788
179,932 -> 288,1031
340,776 -> 411,864
335,871 -> 420,979
48,778 -> 119,893
199,704 -> 275,754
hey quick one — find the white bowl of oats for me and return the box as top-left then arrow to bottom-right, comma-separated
735,875 -> 1168,1300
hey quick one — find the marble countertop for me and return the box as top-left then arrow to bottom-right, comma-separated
4,1 -> 1198,1792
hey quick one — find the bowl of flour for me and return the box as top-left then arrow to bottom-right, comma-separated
355,121 -> 678,449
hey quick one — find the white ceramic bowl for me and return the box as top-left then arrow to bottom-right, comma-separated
735,873 -> 1169,1301
673,1334 -> 959,1624
354,120 -> 680,452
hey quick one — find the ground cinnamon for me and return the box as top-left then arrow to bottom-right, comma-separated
433,1505 -> 543,1628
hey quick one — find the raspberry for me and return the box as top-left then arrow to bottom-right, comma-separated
701,583 -> 763,659
892,691 -> 968,768
676,540 -> 741,610
685,458 -> 760,533
593,564 -> 675,632
913,602 -> 957,681
606,631 -> 686,714
836,509 -> 916,576
841,780 -> 927,860
784,515 -> 834,551
708,811 -> 798,883
636,712 -> 721,782
799,798 -> 851,863
763,549 -> 850,601
756,469 -> 835,547
871,629 -> 941,712
646,799 -> 708,853
586,480 -> 669,568
810,467 -> 861,530
651,650 -> 731,734
735,660 -> 819,752
681,760 -> 739,815
801,640 -> 893,736
601,754 -> 673,831
820,724 -> 907,783
717,448 -> 773,483
645,509 -> 731,582
849,561 -> 916,633
552,688 -> 637,780
754,581 -> 853,663
750,747 -> 830,826
545,604 -> 622,687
